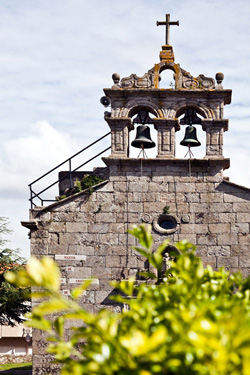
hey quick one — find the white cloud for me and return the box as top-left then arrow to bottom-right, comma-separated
0,121 -> 75,198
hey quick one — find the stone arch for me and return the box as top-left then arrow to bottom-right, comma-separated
127,101 -> 163,119
172,101 -> 214,120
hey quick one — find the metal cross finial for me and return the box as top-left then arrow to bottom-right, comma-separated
156,14 -> 179,45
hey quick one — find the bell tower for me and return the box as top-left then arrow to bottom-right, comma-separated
102,13 -> 231,169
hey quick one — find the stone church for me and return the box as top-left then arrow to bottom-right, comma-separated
22,14 -> 250,374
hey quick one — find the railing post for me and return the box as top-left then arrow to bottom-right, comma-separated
69,159 -> 73,188
29,185 -> 33,209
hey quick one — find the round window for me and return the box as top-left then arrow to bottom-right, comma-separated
153,214 -> 178,234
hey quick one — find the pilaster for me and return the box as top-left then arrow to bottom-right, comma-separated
153,118 -> 180,158
105,117 -> 134,158
202,119 -> 228,158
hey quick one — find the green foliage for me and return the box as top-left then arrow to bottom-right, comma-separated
0,218 -> 31,326
163,205 -> 170,214
80,174 -> 104,195
5,224 -> 250,374
74,174 -> 104,196
0,362 -> 32,374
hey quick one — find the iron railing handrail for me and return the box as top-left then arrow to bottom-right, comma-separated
28,132 -> 111,187
29,132 -> 111,208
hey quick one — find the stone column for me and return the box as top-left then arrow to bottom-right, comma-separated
153,118 -> 180,158
105,117 -> 134,158
202,119 -> 228,158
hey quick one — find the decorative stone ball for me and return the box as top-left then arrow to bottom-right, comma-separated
112,73 -> 120,84
215,72 -> 224,84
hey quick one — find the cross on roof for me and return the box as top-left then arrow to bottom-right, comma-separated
156,14 -> 179,45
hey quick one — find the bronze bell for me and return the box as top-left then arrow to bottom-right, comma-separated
180,125 -> 201,148
131,125 -> 156,149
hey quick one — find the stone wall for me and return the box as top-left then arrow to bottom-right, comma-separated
27,157 -> 250,374
0,354 -> 32,364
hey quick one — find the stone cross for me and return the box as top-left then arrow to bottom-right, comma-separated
156,14 -> 179,45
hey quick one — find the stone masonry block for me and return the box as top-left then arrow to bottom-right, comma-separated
195,212 -> 219,224
91,267 -> 112,279
48,222 -> 66,233
69,245 -> 94,255
231,223 -> 249,234
200,193 -> 223,203
217,233 -> 238,246
106,256 -> 121,267
121,255 -> 138,268
113,182 -> 128,192
231,245 -> 250,256
195,183 -> 215,192
207,246 -> 230,257
66,222 -> 88,232
181,223 -> 208,234
177,203 -> 189,215
66,267 -> 92,278
178,233 -> 197,244
52,212 -> 74,222
224,193 -> 250,203
195,246 -> 207,257
189,203 -> 210,213
239,257 -> 250,268
209,223 -> 230,234
59,233 -> 81,245
217,257 -> 238,268
160,192 -> 184,203
118,233 -> 129,245
185,193 -> 200,203
99,233 -> 119,246
175,183 -> 195,193
32,244 -> 48,255
209,203 -> 233,212
200,256 -> 216,268
129,181 -> 148,192
48,244 -> 69,255
236,213 -> 250,222
86,256 -> 105,267
94,212 -> 116,223
238,234 -> 250,244
88,223 -> 109,234
197,234 -> 217,245
112,246 -> 128,256
109,223 -> 126,233
218,213 -> 236,223
233,203 -> 250,212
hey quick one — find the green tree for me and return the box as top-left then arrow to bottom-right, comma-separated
6,224 -> 250,375
0,217 -> 30,326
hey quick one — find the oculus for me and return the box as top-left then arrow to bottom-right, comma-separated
153,214 -> 178,234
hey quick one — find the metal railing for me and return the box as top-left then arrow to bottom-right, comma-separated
29,132 -> 111,208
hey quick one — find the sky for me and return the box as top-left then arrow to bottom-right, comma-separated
0,0 -> 250,258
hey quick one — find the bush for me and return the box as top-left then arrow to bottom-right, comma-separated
5,225 -> 250,375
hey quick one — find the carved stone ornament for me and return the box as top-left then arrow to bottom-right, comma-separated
182,78 -> 200,89
120,73 -> 153,89
181,214 -> 190,223
197,74 -> 215,89
140,213 -> 152,223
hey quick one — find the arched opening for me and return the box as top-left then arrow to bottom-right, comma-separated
161,245 -> 180,276
128,107 -> 158,158
159,68 -> 175,89
175,107 -> 206,159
